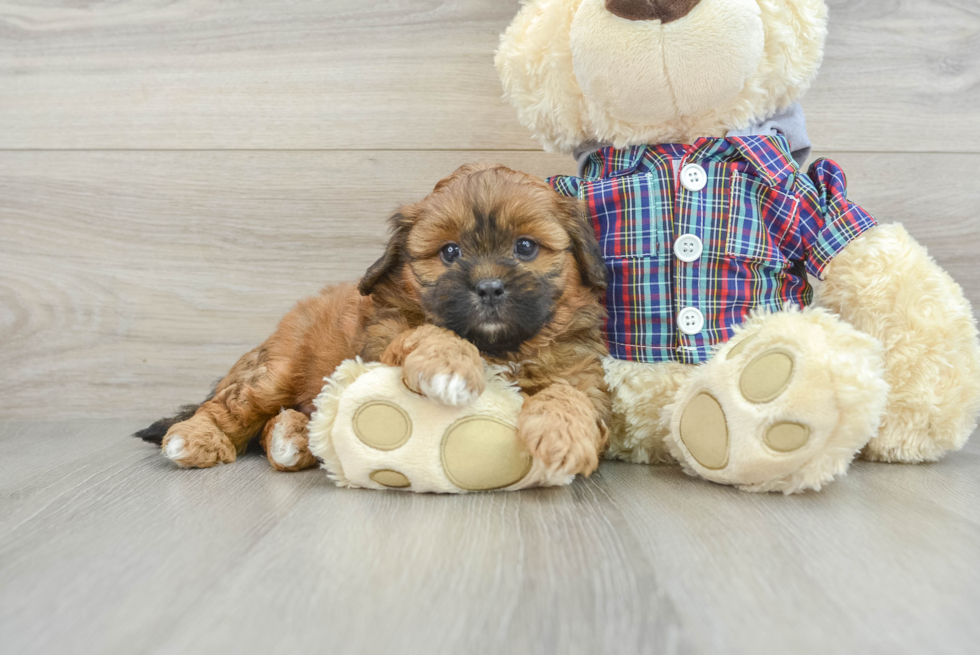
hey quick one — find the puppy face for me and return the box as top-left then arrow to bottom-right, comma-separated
359,164 -> 606,357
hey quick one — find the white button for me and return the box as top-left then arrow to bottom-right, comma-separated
680,163 -> 707,192
677,307 -> 705,335
674,234 -> 703,262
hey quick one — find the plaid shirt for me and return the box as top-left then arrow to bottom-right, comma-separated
550,135 -> 877,364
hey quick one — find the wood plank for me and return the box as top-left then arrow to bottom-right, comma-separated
2,150 -> 978,420
0,420 -> 328,655
2,420 -> 978,654
813,0 -> 980,152
0,0 -> 976,152
599,448 -> 980,654
151,471 -> 684,655
0,419 -> 684,655
0,419 -> 146,495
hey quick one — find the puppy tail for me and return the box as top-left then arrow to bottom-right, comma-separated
133,388 -> 216,444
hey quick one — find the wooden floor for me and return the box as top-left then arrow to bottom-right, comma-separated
3,1 -> 980,653
1,420 -> 979,654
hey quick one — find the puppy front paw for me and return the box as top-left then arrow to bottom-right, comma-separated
417,372 -> 482,406
518,384 -> 602,476
397,326 -> 485,406
161,415 -> 236,468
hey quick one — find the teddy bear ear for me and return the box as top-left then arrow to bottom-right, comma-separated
495,1 -> 590,154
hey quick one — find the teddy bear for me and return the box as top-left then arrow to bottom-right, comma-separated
493,0 -> 980,492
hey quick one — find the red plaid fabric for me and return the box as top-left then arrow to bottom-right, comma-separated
550,135 -> 877,364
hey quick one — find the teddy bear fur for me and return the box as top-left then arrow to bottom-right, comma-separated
496,0 -> 980,492
496,0 -> 828,152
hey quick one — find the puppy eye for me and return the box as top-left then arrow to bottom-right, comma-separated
440,242 -> 462,265
514,238 -> 539,261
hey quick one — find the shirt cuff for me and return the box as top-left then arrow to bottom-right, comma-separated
806,204 -> 878,279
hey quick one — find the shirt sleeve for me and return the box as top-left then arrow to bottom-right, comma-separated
797,158 -> 878,279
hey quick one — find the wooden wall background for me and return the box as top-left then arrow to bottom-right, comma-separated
1,0 -> 978,420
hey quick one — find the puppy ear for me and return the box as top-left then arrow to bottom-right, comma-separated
560,197 -> 607,291
358,210 -> 416,296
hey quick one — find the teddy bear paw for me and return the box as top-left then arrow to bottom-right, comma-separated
668,311 -> 887,494
681,340 -> 809,459
673,341 -> 822,493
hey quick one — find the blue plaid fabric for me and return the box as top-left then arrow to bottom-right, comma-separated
550,135 -> 877,364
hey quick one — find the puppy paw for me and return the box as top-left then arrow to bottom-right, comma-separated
397,326 -> 485,406
518,384 -> 602,476
417,373 -> 481,406
161,415 -> 236,468
262,409 -> 318,472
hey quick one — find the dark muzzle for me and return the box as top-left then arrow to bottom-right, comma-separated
606,0 -> 702,23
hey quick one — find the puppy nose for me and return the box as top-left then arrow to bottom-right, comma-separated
606,0 -> 701,23
475,278 -> 506,304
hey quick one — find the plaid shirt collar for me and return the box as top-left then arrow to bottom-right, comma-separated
581,134 -> 799,189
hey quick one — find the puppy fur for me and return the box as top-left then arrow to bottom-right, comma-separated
137,164 -> 612,476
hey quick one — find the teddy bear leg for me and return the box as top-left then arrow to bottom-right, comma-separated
819,224 -> 980,463
602,357 -> 693,464
260,409 -> 318,472
665,307 -> 890,494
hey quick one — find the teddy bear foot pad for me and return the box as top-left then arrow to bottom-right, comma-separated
308,360 -> 575,493
354,402 -> 532,491
678,342 -> 808,470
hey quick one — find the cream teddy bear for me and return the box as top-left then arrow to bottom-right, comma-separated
496,0 -> 980,492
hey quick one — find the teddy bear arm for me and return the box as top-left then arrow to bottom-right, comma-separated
818,224 -> 980,462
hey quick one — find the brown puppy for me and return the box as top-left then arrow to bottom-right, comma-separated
136,164 -> 611,477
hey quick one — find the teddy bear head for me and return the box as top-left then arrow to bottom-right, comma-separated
496,0 -> 828,153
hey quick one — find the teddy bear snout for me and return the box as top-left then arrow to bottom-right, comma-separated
605,0 -> 702,24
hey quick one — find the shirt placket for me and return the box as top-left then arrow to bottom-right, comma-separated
672,151 -> 709,364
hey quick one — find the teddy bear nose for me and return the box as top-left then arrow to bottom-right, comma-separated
605,0 -> 702,23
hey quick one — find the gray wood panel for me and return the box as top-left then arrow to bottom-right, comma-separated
602,450 -> 980,654
2,150 -> 977,420
1,419 -> 978,655
0,0 -> 976,151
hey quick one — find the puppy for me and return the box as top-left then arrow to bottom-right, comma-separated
136,164 -> 611,476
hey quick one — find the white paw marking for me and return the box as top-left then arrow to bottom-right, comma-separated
270,423 -> 300,467
164,436 -> 186,462
419,373 -> 479,407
